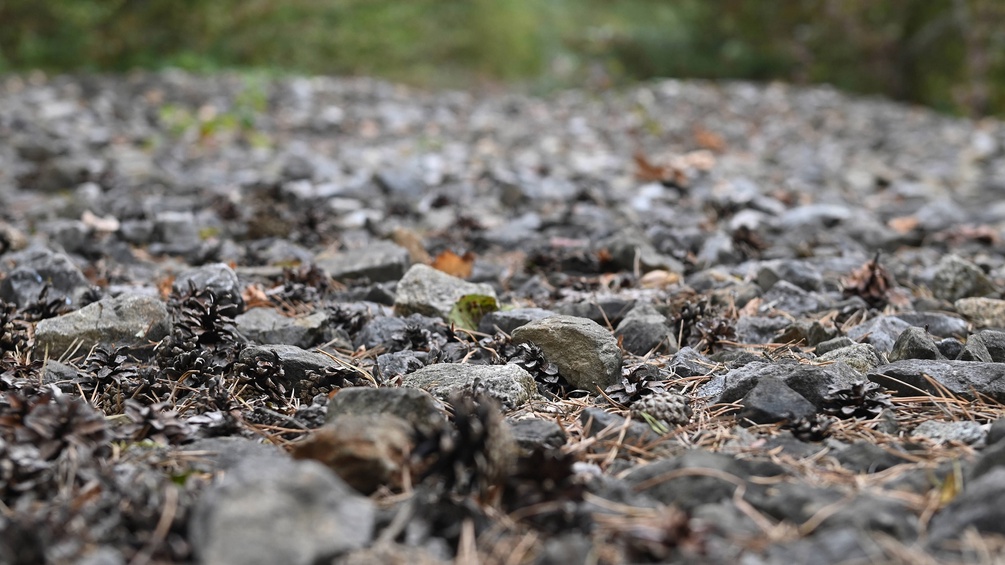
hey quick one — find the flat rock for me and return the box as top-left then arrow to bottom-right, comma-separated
512,314 -> 622,392
393,264 -> 496,320
237,344 -> 338,392
869,359 -> 1005,402
955,297 -> 1005,329
34,294 -> 169,360
235,307 -> 329,348
579,407 -> 661,446
190,457 -> 374,565
325,386 -> 446,434
401,363 -> 538,409
315,241 -> 410,283
700,360 -> 860,409
737,376 -> 817,425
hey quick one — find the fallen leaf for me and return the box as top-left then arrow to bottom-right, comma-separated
639,270 -> 682,289
888,216 -> 919,234
448,294 -> 498,331
693,125 -> 726,152
241,283 -> 271,309
432,250 -> 475,279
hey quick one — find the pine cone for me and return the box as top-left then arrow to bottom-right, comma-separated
630,391 -> 692,427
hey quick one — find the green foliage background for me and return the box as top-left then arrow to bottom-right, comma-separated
1,0 -> 1003,116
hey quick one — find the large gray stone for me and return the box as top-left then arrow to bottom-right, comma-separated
0,247 -> 93,308
477,307 -> 554,335
237,345 -> 338,392
931,254 -> 997,302
190,457 -> 374,565
737,376 -> 817,425
614,303 -> 678,355
955,297 -> 1005,329
315,241 -> 410,283
700,361 -> 860,409
512,314 -> 622,392
869,359 -> 1005,402
401,363 -> 538,409
393,264 -> 496,320
34,294 -> 169,360
235,307 -> 329,348
845,315 -> 913,354
326,386 -> 446,434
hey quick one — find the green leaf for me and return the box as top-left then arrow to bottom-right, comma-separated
448,294 -> 498,331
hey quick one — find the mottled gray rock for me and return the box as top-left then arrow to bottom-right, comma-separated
375,350 -> 426,381
816,343 -> 885,374
477,307 -> 554,335
401,363 -> 537,409
614,303 -> 678,355
911,420 -> 985,445
512,315 -> 622,392
190,457 -> 374,565
815,336 -> 856,356
237,345 -> 337,392
235,307 -> 329,348
869,359 -> 1005,402
888,326 -> 943,362
326,386 -> 446,434
931,255 -> 997,302
316,241 -> 410,283
955,297 -> 1005,329
0,247 -> 93,308
737,377 -> 817,425
965,330 -> 1005,361
173,262 -> 244,317
735,315 -> 790,345
34,294 -> 169,360
667,347 -> 715,378
958,334 -> 993,362
700,361 -> 860,409
394,264 -> 496,319
846,315 -> 913,354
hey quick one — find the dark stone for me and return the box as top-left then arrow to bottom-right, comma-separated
315,241 -> 410,283
235,307 -> 329,348
701,361 -> 859,409
477,307 -> 554,335
969,439 -> 1005,480
746,481 -> 843,523
508,418 -> 566,455
937,338 -> 964,360
667,347 -> 714,378
735,315 -> 790,345
172,262 -> 244,317
869,360 -> 1005,402
375,350 -> 427,382
737,377 -> 817,425
815,336 -> 855,355
893,312 -> 969,338
887,326 -> 943,362
579,407 -> 660,446
555,298 -> 636,326
756,260 -> 823,292
353,313 -> 445,350
613,303 -> 678,355
928,468 -> 1005,545
966,330 -> 1005,362
0,247 -> 93,308
987,418 -> 1005,446
958,335 -> 993,362
624,451 -> 747,511
846,315 -> 913,354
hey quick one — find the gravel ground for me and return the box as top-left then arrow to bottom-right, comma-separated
3,71 -> 1005,564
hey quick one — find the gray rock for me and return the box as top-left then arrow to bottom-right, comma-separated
614,303 -> 678,355
173,262 -> 244,317
393,264 -> 496,320
761,280 -> 830,316
0,247 -> 93,308
153,210 -> 200,252
34,294 -> 169,360
508,418 -> 566,455
928,468 -> 1005,545
763,528 -> 885,565
376,167 -> 424,200
958,334 -> 993,362
819,495 -> 918,539
937,338 -> 964,360
477,307 -> 554,335
780,204 -> 852,229
512,315 -> 622,392
911,420 -> 985,445
180,437 -> 286,474
316,241 -> 410,283
625,451 -> 750,511
735,315 -> 790,345
869,359 -> 1005,402
893,312 -> 969,338
667,347 -> 715,378
554,297 -> 636,326
326,387 -> 446,435
401,363 -> 537,409
815,336 -> 856,356
846,315 -> 913,354
190,457 -> 374,565
579,407 -> 662,446
375,350 -> 426,381
75,547 -> 125,565
746,481 -> 844,524
931,255 -> 997,302
816,343 -> 885,374
237,345 -> 338,392
700,361 -> 859,409
737,377 -> 817,425
756,260 -> 823,291
955,297 -> 1005,329
235,307 -> 329,348
987,418 -> 1005,446
966,330 -> 1005,361
887,326 -> 943,362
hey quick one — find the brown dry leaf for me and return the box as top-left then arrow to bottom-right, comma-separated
693,125 -> 726,152
639,269 -> 682,289
392,227 -> 432,264
432,250 -> 475,279
157,276 -> 175,300
888,216 -> 919,234
842,252 -> 896,308
738,297 -> 763,318
242,283 -> 272,309
934,225 -> 1001,246
634,151 -> 688,186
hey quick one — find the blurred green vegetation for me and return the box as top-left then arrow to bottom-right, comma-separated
1,0 -> 1003,116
